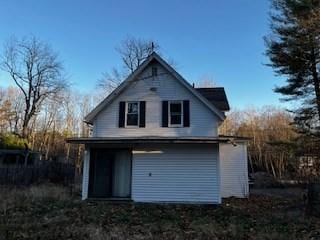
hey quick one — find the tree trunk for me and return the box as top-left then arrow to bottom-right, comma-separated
66,143 -> 70,164
248,153 -> 254,174
22,122 -> 29,139
311,47 -> 320,122
313,75 -> 320,122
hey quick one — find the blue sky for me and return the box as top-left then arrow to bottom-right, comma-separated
0,0 -> 287,109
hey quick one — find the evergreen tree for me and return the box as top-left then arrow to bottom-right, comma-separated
265,0 -> 320,134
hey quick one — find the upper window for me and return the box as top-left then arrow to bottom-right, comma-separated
169,101 -> 183,126
126,102 -> 139,126
152,67 -> 158,76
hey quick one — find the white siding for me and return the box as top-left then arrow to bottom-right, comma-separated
220,143 -> 249,198
93,63 -> 220,137
82,148 -> 90,200
132,144 -> 220,204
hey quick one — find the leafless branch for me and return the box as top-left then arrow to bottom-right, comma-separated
1,36 -> 68,138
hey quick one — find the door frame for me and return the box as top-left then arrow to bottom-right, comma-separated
88,148 -> 132,199
88,149 -> 114,198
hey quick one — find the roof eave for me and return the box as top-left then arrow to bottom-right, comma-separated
66,136 -> 250,144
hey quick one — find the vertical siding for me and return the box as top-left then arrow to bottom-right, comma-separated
82,148 -> 90,200
219,143 -> 249,198
93,63 -> 220,137
132,144 -> 220,203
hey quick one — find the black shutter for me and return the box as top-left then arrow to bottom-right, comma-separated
162,101 -> 168,127
119,101 -> 125,128
183,100 -> 190,127
139,101 -> 146,127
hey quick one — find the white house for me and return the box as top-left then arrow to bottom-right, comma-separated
67,52 -> 249,204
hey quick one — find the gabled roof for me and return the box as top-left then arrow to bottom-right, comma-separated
85,52 -> 226,123
195,88 -> 230,111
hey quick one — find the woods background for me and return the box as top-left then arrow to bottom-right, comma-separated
0,85 -> 317,182
1,0 -> 320,185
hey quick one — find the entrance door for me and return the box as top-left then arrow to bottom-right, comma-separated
89,150 -> 113,198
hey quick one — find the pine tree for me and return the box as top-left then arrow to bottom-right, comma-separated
265,0 -> 320,134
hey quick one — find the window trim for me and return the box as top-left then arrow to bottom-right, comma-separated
125,101 -> 140,127
168,100 -> 183,127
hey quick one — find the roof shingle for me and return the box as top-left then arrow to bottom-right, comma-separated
195,87 -> 230,111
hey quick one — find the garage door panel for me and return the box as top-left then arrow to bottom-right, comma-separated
132,145 -> 220,203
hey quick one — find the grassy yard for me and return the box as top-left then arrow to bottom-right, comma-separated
0,185 -> 319,240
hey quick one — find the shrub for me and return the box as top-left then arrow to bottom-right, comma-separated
0,133 -> 30,150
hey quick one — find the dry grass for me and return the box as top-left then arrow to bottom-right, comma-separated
0,184 -> 70,213
0,185 -> 319,240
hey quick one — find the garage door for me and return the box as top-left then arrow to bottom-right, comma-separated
131,144 -> 220,203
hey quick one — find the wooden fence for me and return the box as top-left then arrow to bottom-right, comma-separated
306,182 -> 320,217
0,162 -> 75,186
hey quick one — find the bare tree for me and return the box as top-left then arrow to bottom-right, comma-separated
0,87 -> 24,133
97,68 -> 124,94
98,36 -> 159,93
1,36 -> 68,138
0,95 -> 14,133
219,106 -> 297,178
197,75 -> 216,88
117,36 -> 159,74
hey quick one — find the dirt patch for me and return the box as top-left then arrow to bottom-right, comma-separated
250,187 -> 304,198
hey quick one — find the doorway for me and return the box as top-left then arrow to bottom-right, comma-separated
88,149 -> 131,198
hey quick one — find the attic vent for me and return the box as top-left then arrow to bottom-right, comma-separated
152,67 -> 158,76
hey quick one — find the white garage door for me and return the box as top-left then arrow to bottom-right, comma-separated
131,144 -> 220,204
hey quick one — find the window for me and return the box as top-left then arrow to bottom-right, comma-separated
126,102 -> 139,126
169,101 -> 183,126
152,67 -> 158,76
